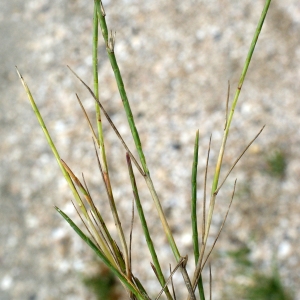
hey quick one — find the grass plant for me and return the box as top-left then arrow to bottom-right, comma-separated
17,0 -> 273,299
265,148 -> 287,178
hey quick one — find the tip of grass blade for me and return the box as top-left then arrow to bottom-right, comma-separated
15,66 -> 21,78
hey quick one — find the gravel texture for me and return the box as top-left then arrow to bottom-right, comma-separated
1,0 -> 300,299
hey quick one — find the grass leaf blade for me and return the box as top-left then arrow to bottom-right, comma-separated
55,206 -> 146,300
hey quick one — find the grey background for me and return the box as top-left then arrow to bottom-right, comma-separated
1,0 -> 300,299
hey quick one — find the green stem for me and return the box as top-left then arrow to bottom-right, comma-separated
17,67 -> 122,270
16,68 -> 87,217
190,0 -> 272,294
191,131 -> 206,300
55,207 -> 147,300
94,1 -> 196,298
191,130 -> 200,264
126,154 -> 173,300
93,4 -> 103,147
92,2 -> 130,278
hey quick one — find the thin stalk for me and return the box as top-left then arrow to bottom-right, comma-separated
55,207 -> 147,300
211,0 -> 271,193
60,160 -> 117,266
16,68 -> 89,219
92,139 -> 127,273
191,130 -> 200,264
93,2 -> 102,145
18,66 -> 119,269
68,66 -> 143,175
132,276 -> 151,300
76,94 -> 98,142
201,180 -> 237,271
126,153 -> 173,300
170,265 -> 177,300
202,135 -> 212,245
190,0 -> 272,293
191,131 -> 205,300
71,70 -> 188,279
16,67 -> 117,266
144,176 -> 196,299
155,256 -> 188,300
94,1 -> 195,297
214,126 -> 264,195
209,263 -> 212,300
92,1 -> 131,282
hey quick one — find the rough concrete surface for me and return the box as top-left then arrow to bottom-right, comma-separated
1,0 -> 300,299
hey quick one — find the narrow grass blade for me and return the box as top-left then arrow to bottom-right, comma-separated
202,135 -> 212,245
92,2 -> 103,146
16,67 -> 115,265
16,68 -> 125,273
189,1 -> 272,293
91,7 -> 131,273
16,67 -> 89,218
69,66 -> 143,175
95,1 -> 148,175
191,131 -> 206,300
81,173 -> 126,271
169,265 -> 177,300
144,176 -> 196,299
94,1 -> 196,296
224,81 -> 230,130
202,179 -> 237,270
76,94 -> 98,143
55,207 -> 146,300
60,159 -> 118,265
209,263 -> 212,300
129,198 -> 134,281
215,126 -> 264,194
191,130 -> 200,264
155,256 -> 188,300
132,276 -> 151,300
126,153 -> 173,300
69,66 -> 195,299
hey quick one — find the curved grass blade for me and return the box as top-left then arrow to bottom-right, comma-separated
60,159 -> 117,265
16,67 -> 89,219
190,0 -> 272,293
126,153 -> 173,300
169,265 -> 177,300
214,126 -> 264,195
91,2 -> 132,276
68,66 -> 143,176
201,180 -> 237,271
191,130 -> 206,300
155,256 -> 188,300
55,207 -> 147,300
69,65 -> 195,299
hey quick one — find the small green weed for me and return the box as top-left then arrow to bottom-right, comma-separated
244,272 -> 293,300
83,264 -> 122,300
225,246 -> 293,300
226,246 -> 252,268
265,149 -> 287,178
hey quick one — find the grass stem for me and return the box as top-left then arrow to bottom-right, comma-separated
126,154 -> 173,300
190,0 -> 272,294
